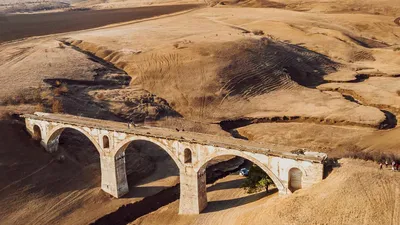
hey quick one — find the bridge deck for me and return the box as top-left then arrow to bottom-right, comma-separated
22,113 -> 327,163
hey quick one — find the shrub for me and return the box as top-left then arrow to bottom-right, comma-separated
397,90 -> 400,96
394,47 -> 400,51
241,164 -> 274,193
53,83 -> 68,96
252,29 -> 264,36
96,92 -> 105,100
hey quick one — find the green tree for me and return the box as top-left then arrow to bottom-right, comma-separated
241,164 -> 274,194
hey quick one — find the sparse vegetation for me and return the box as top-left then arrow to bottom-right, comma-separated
394,47 -> 400,52
241,164 -> 274,193
0,82 -> 68,114
343,150 -> 400,163
0,87 -> 42,106
51,99 -> 63,113
35,103 -> 45,112
53,83 -> 69,96
252,29 -> 264,35
96,92 -> 105,100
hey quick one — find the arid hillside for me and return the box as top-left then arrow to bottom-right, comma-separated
132,159 -> 400,225
55,3 -> 400,157
0,0 -> 399,224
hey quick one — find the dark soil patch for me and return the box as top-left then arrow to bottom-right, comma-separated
0,4 -> 202,43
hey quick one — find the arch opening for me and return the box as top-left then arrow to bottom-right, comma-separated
184,148 -> 192,164
288,168 -> 302,193
198,154 -> 282,213
33,125 -> 41,140
103,135 -> 110,149
197,152 -> 285,193
42,127 -> 103,196
55,128 -> 100,165
116,139 -> 180,198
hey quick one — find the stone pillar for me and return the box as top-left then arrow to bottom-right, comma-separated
45,135 -> 60,153
100,151 -> 129,198
179,167 -> 207,214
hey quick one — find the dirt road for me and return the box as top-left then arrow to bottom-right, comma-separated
0,4 -> 201,43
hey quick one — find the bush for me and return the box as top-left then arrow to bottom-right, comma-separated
252,29 -> 264,36
241,164 -> 274,193
96,92 -> 105,100
53,83 -> 69,96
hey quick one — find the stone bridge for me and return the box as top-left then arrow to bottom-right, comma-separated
22,112 -> 327,214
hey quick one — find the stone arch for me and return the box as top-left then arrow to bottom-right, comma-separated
288,167 -> 303,193
33,125 -> 42,140
114,136 -> 184,171
196,151 -> 286,193
184,148 -> 192,164
45,124 -> 102,153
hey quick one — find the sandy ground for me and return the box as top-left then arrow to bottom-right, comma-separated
132,159 -> 400,225
318,77 -> 400,114
0,0 -> 400,224
59,6 -> 399,126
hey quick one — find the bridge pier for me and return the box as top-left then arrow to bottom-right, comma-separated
100,152 -> 129,198
179,167 -> 207,214
45,135 -> 60,153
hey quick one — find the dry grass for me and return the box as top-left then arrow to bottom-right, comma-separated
343,148 -> 400,163
35,104 -> 45,112
0,81 -> 68,115
0,87 -> 42,106
53,83 -> 69,96
51,99 -> 63,113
